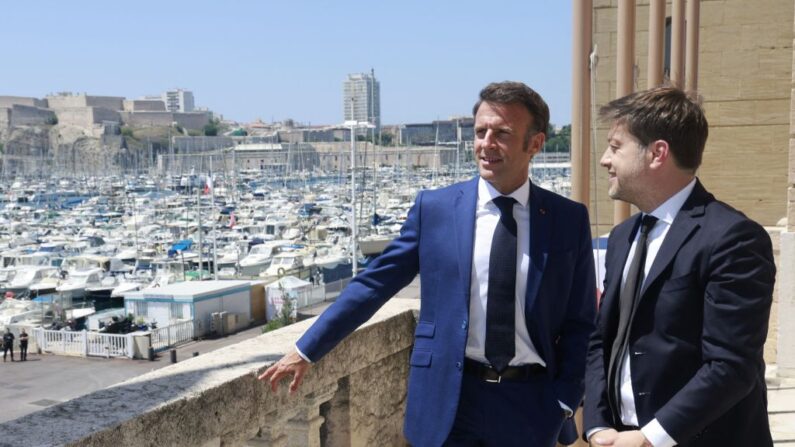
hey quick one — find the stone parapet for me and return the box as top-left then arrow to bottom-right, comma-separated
0,299 -> 419,446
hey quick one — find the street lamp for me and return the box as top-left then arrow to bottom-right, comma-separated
344,119 -> 375,276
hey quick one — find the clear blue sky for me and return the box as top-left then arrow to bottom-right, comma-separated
1,1 -> 573,127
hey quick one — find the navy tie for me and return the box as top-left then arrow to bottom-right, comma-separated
485,196 -> 518,374
608,214 -> 658,415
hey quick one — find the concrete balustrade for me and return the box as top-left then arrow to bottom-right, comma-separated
0,300 -> 419,447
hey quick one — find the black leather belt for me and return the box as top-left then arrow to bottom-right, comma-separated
463,358 -> 546,383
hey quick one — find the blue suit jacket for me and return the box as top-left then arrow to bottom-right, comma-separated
298,177 -> 596,447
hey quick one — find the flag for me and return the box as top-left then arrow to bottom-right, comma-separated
203,175 -> 213,195
229,211 -> 236,228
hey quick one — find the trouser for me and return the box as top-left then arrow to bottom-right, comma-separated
443,369 -> 566,446
19,342 -> 27,361
3,344 -> 13,361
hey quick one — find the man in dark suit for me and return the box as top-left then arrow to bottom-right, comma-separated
260,81 -> 596,447
584,86 -> 775,447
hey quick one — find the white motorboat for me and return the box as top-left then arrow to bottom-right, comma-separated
56,268 -> 105,300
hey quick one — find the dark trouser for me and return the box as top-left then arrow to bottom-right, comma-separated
3,344 -> 13,361
20,342 -> 27,361
443,370 -> 566,446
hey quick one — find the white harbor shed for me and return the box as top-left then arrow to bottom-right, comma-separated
124,280 -> 252,336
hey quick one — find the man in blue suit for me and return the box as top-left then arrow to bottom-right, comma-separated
584,87 -> 775,447
260,81 -> 597,446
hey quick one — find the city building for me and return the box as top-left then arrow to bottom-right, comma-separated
343,70 -> 380,134
161,89 -> 195,113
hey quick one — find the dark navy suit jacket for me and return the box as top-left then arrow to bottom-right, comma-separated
298,177 -> 596,447
584,180 -> 775,446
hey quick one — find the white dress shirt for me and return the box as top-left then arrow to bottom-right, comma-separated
600,178 -> 696,447
465,177 -> 545,367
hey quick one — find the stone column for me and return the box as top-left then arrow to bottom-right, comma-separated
779,3 -> 795,377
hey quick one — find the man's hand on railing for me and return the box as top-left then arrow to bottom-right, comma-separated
258,349 -> 311,394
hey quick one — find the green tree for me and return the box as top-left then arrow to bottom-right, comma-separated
544,124 -> 571,153
262,292 -> 295,333
203,118 -> 221,136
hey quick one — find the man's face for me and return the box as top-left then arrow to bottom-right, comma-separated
474,101 -> 543,194
599,122 -> 649,205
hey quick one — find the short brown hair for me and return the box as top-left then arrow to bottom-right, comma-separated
599,86 -> 708,171
473,81 -> 550,140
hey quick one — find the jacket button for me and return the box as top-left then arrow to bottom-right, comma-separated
461,320 -> 467,330
456,361 -> 462,370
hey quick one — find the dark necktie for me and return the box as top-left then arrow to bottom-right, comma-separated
485,196 -> 518,374
608,214 -> 659,415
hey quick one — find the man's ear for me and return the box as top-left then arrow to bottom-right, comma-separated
648,139 -> 670,169
527,132 -> 545,156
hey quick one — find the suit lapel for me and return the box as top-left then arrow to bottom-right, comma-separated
601,217 -> 639,323
640,180 -> 710,297
525,183 -> 549,313
454,178 -> 478,303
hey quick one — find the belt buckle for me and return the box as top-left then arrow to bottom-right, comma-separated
485,375 -> 502,383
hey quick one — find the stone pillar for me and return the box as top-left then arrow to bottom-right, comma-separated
778,232 -> 795,376
320,378 -> 351,447
286,384 -> 338,447
780,3 -> 795,377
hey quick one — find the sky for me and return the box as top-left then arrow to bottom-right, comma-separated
0,1 -> 573,127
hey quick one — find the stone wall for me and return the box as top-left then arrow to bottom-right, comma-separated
47,95 -> 124,111
0,96 -> 47,108
0,300 -> 419,446
8,104 -> 56,126
123,99 -> 166,112
0,108 -> 10,129
590,0 -> 793,234
174,111 -> 211,130
121,111 -> 210,130
57,107 -> 120,127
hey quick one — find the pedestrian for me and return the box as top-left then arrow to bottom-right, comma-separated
19,329 -> 28,361
3,328 -> 14,362
584,86 -> 775,447
260,81 -> 597,446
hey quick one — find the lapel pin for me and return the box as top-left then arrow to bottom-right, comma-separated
539,208 -> 546,215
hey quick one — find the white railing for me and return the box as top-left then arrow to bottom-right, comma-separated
296,285 -> 326,309
150,320 -> 195,352
34,328 -> 133,359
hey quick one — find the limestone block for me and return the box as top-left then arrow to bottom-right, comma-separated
349,349 -> 411,447
700,76 -> 743,101
723,0 -> 793,26
700,2 -> 725,27
742,76 -> 791,100
788,143 -> 795,183
594,7 -> 617,34
789,187 -> 795,228
710,99 -> 789,127
702,24 -> 744,53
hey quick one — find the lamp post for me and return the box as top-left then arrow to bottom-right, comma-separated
344,118 -> 375,276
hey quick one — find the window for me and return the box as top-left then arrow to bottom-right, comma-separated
170,302 -> 184,319
132,301 -> 148,316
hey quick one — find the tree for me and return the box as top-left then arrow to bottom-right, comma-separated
544,124 -> 571,153
203,119 -> 220,136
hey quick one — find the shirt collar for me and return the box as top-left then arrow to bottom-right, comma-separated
477,177 -> 530,209
647,178 -> 697,225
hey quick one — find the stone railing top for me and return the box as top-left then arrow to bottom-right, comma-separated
0,299 -> 420,447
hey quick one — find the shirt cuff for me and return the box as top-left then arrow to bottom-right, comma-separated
641,419 -> 676,447
294,345 -> 313,363
558,401 -> 573,418
586,427 -> 611,441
